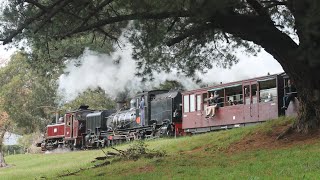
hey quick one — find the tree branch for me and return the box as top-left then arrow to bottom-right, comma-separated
0,0 -> 66,44
33,0 -> 75,34
24,0 -> 48,11
247,0 -> 270,17
213,13 -> 299,72
166,23 -> 212,46
96,28 -> 118,41
59,10 -> 192,38
80,0 -> 114,27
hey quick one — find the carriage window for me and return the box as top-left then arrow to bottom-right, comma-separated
190,94 -> 195,112
202,93 -> 207,111
251,84 -> 258,104
65,115 -> 71,126
244,85 -> 250,104
149,94 -> 156,101
259,78 -> 277,102
225,85 -> 243,106
196,95 -> 201,111
183,95 -> 189,113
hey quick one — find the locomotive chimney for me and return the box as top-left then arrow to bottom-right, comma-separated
116,101 -> 126,111
115,91 -> 129,111
55,111 -> 59,124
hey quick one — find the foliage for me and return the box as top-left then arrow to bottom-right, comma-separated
111,140 -> 166,161
0,52 -> 57,133
60,88 -> 115,111
17,132 -> 42,154
28,33 -> 115,76
157,80 -> 184,91
3,145 -> 24,156
0,0 -> 272,79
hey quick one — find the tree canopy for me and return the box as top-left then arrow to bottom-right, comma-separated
61,88 -> 115,112
0,0 -> 320,132
0,52 -> 57,133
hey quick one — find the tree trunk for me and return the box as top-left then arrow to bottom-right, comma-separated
0,151 -> 6,168
0,131 -> 7,167
291,69 -> 320,133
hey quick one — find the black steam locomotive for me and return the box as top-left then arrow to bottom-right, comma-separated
40,90 -> 183,150
83,90 -> 183,148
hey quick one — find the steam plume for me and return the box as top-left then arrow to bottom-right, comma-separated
57,46 -> 199,103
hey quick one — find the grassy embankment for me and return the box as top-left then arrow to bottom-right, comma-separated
1,117 -> 320,179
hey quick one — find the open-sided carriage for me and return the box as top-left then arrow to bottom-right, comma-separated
182,73 -> 299,134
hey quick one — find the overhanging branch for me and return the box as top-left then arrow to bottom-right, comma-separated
166,23 -> 212,46
24,0 -> 48,11
80,0 -> 114,27
33,0 -> 75,34
0,0 -> 67,44
58,11 -> 192,38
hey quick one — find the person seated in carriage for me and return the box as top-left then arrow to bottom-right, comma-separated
282,79 -> 297,110
206,91 -> 222,118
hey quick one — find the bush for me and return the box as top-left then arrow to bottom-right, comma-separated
110,140 -> 166,161
3,145 -> 24,155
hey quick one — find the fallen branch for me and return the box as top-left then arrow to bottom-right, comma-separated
276,126 -> 293,140
111,147 -> 126,156
93,161 -> 110,168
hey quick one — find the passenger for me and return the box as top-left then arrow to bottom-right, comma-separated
139,95 -> 145,126
208,93 -> 215,106
264,93 -> 273,102
173,109 -> 180,118
228,99 -> 233,106
205,91 -> 221,118
282,79 -> 297,110
213,91 -> 222,107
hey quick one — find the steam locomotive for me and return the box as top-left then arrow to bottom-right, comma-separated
40,90 -> 183,151
40,73 -> 298,151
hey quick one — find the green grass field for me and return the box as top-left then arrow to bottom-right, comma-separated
1,117 -> 320,179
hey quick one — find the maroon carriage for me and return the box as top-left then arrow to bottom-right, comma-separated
182,73 -> 297,134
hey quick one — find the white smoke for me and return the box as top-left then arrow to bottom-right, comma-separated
58,39 -> 283,104
57,45 -> 199,103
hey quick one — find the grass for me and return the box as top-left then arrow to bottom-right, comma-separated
1,117 -> 320,179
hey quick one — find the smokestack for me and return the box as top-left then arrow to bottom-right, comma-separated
55,111 -> 59,124
116,100 -> 127,111
115,91 -> 128,111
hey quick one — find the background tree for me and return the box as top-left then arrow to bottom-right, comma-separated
0,52 -> 58,132
0,51 -> 60,166
0,111 -> 10,167
0,0 -> 319,132
61,88 -> 115,112
157,80 -> 185,91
